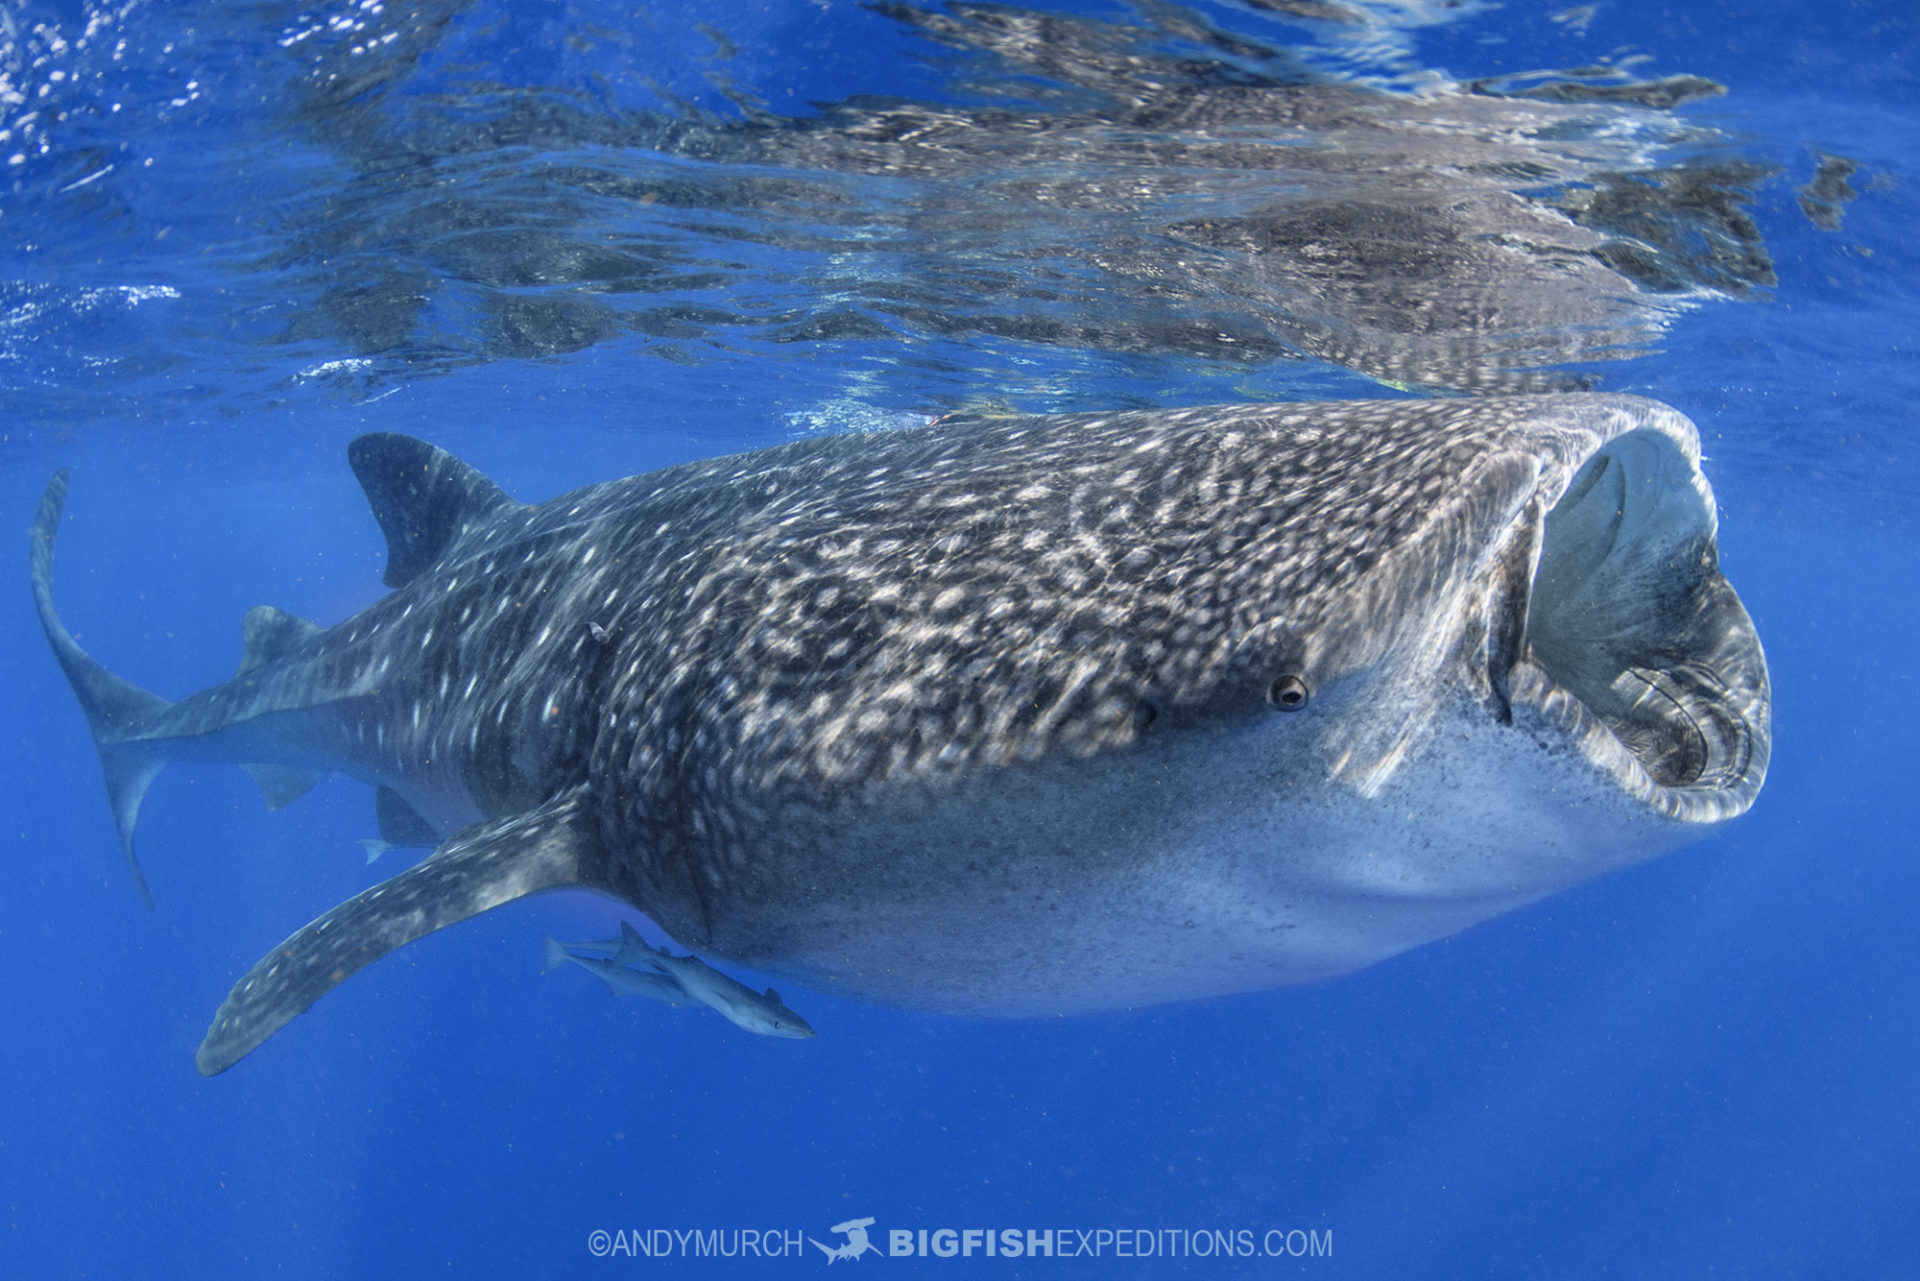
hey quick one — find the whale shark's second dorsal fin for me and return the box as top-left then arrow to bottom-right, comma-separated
237,605 -> 324,675
234,607 -> 329,811
347,434 -> 526,589
197,784 -> 612,1075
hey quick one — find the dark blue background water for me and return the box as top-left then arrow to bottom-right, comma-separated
2,0 -> 1915,1276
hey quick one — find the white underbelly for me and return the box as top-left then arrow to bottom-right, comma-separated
697,699 -> 1708,1015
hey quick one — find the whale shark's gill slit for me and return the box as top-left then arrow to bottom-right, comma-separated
1525,429 -> 1768,792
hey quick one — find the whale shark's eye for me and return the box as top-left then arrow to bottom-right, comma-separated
1267,675 -> 1311,710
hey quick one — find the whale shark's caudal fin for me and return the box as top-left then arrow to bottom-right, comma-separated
196,784 -> 612,1075
32,473 -> 336,901
347,433 -> 528,589
30,470 -> 172,908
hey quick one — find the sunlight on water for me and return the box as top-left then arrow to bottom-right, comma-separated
8,0 -> 1786,425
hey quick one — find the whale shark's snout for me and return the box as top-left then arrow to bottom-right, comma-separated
1517,425 -> 1769,823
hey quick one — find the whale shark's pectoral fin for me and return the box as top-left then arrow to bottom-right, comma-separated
196,784 -> 611,1075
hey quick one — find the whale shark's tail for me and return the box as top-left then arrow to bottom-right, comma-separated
30,470 -> 172,907
32,471 -> 331,905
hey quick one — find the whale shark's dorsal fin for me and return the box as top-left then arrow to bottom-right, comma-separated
197,784 -> 611,1075
347,433 -> 525,589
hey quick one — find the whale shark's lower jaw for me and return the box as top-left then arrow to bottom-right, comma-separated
1518,426 -> 1771,825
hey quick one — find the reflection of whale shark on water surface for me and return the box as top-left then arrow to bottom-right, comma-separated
30,394 -> 1768,1074
256,1 -> 1778,394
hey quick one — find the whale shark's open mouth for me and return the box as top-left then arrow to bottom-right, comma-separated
1519,427 -> 1770,822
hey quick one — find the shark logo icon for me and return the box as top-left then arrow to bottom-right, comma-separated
811,1217 -> 881,1264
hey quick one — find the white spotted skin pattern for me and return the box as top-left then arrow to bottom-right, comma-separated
558,394 -> 1694,964
112,394 -> 1734,1016
195,785 -> 606,1075
149,517 -> 618,837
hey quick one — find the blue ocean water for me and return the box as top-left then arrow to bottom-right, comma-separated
1,0 -> 1915,1276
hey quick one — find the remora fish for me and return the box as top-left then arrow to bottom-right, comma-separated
28,395 -> 1769,1075
541,926 -> 814,1039
609,921 -> 815,1039
540,935 -> 686,1006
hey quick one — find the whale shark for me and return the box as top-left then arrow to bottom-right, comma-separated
28,394 -> 1769,1075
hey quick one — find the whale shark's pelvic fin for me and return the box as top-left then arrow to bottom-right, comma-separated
348,432 -> 528,589
196,784 -> 612,1075
240,763 -> 325,812
30,470 -> 171,908
375,785 -> 442,846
